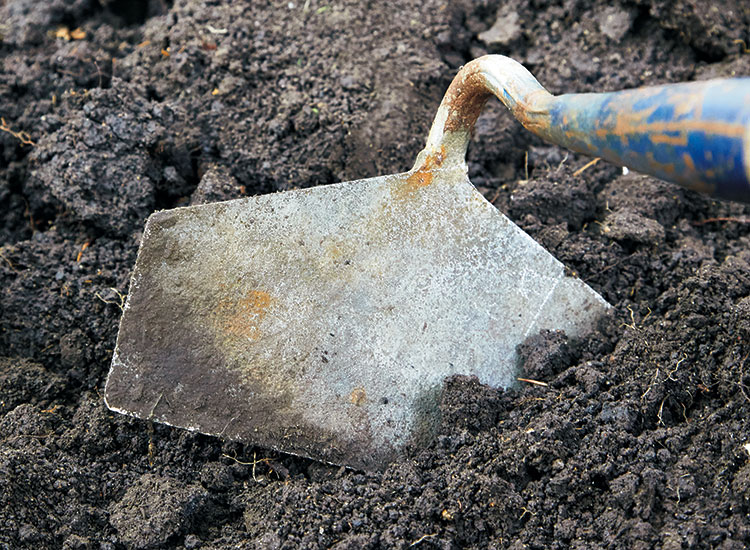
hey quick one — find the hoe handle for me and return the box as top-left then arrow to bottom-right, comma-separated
419,55 -> 750,203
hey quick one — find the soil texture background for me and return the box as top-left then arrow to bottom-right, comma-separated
2,0 -> 750,548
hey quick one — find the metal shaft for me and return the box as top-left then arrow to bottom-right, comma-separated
420,55 -> 750,203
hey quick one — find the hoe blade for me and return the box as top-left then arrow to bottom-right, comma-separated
105,165 -> 609,470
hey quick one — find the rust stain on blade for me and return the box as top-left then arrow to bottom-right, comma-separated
397,145 -> 446,198
215,289 -> 275,341
349,387 -> 366,406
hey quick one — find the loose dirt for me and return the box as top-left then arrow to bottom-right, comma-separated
1,0 -> 749,548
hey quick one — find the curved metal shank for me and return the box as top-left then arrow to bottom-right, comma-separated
417,55 -> 750,203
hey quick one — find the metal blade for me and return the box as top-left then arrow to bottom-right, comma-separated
105,165 -> 609,470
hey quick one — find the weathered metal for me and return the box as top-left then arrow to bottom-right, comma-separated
104,159 -> 611,470
444,57 -> 750,202
106,55 -> 750,470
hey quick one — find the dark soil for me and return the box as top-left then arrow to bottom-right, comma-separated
2,0 -> 750,548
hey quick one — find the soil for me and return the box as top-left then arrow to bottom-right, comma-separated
1,0 -> 750,548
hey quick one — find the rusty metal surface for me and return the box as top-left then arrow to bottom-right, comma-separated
105,163 -> 610,470
424,56 -> 750,203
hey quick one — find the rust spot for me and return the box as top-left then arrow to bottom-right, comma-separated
216,289 -> 275,340
682,152 -> 696,173
511,89 -> 554,137
592,103 -> 659,142
400,145 -> 446,196
644,152 -> 677,177
443,72 -> 492,133
595,118 -> 745,141
326,242 -> 344,260
349,387 -> 366,406
650,132 -> 688,146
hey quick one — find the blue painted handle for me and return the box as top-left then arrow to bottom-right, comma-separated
541,80 -> 750,203
422,56 -> 750,203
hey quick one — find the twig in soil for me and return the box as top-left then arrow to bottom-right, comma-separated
0,249 -> 18,272
573,157 -> 600,176
488,183 -> 511,204
667,354 -> 687,381
598,256 -> 625,275
621,305 -> 639,330
555,152 -> 569,172
95,287 -> 126,311
517,377 -> 549,387
41,342 -> 55,353
222,451 -> 272,481
76,241 -> 91,263
523,150 -> 529,181
410,533 -> 437,547
0,117 -> 35,146
694,216 -> 750,225
621,305 -> 650,330
657,397 -> 666,426
641,368 -> 660,401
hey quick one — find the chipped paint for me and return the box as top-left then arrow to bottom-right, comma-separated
418,55 -> 750,203
542,79 -> 750,202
